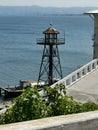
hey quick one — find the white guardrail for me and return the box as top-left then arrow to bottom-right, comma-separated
51,59 -> 98,88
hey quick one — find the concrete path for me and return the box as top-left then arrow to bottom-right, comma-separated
66,68 -> 98,104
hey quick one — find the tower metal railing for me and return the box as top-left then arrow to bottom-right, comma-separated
37,38 -> 65,44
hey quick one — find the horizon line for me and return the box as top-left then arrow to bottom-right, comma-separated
0,5 -> 97,8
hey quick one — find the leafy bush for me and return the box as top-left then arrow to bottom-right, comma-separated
0,87 -> 50,124
0,84 -> 98,124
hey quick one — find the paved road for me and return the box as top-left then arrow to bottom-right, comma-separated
66,68 -> 98,104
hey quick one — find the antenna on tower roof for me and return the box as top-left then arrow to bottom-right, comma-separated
50,21 -> 53,27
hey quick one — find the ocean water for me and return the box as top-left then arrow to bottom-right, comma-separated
0,15 -> 93,87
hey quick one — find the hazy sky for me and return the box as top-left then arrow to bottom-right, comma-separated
0,0 -> 98,7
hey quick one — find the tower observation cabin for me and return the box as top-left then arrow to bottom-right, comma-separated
37,26 -> 65,86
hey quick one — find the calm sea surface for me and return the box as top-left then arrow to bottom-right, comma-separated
0,15 -> 93,87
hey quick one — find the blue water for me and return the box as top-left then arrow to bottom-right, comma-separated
0,15 -> 93,86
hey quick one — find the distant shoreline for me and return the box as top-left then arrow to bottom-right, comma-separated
0,6 -> 97,16
0,14 -> 85,17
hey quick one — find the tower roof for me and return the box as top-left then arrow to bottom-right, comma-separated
43,27 -> 59,34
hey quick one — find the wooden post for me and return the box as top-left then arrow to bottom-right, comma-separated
0,88 -> 1,96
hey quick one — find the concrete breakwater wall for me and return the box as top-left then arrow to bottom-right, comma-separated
51,59 -> 98,88
1,111 -> 98,130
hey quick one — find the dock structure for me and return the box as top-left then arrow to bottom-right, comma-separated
0,80 -> 38,98
0,87 -> 23,98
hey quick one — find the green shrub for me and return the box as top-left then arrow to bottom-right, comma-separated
0,84 -> 98,124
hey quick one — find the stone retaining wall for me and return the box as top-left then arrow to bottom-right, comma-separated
1,111 -> 98,130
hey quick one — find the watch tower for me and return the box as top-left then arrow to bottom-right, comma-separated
37,25 -> 65,86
